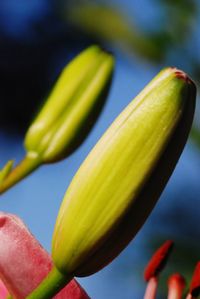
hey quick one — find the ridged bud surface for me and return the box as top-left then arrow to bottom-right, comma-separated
25,46 -> 114,163
52,68 -> 196,277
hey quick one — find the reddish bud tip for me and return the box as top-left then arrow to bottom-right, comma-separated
175,70 -> 189,82
168,273 -> 186,298
189,262 -> 200,297
144,240 -> 174,281
170,67 -> 194,84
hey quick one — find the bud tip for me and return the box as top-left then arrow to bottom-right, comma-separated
170,67 -> 194,85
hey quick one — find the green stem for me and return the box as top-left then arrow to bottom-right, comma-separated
0,153 -> 41,194
26,267 -> 72,299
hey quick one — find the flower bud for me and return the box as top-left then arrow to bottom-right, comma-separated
25,45 -> 114,163
52,68 -> 196,277
0,46 -> 114,194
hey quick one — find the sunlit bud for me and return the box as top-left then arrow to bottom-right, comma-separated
30,68 -> 196,299
24,45 -> 114,163
0,46 -> 114,194
52,69 -> 195,278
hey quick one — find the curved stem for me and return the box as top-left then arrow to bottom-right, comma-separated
0,153 -> 41,194
26,266 -> 72,299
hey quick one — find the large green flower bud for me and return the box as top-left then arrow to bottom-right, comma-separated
52,68 -> 196,277
0,46 -> 114,194
26,68 -> 196,299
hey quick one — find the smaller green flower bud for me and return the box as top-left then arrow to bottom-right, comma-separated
24,45 -> 114,163
0,46 -> 114,194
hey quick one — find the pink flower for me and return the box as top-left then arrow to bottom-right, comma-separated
0,212 -> 90,299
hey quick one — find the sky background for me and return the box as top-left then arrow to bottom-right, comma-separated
0,1 -> 200,298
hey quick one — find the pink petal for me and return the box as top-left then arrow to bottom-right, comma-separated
0,279 -> 9,299
0,212 -> 90,299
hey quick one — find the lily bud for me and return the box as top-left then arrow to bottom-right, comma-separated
24,45 -> 114,163
0,45 -> 114,194
52,68 -> 196,278
52,67 -> 196,278
29,68 -> 196,299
